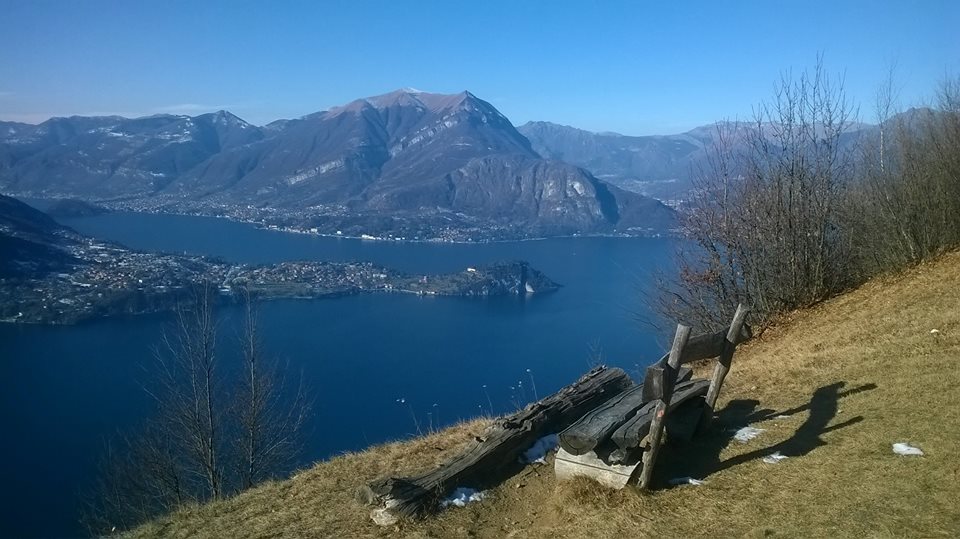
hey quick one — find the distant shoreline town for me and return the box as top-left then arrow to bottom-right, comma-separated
1,234 -> 560,325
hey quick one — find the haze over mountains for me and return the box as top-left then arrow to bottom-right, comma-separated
0,90 -> 675,239
518,118 -> 888,201
518,121 -> 717,200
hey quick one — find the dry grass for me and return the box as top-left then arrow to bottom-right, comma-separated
127,251 -> 960,538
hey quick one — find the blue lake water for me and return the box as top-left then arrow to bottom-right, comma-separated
0,211 -> 678,537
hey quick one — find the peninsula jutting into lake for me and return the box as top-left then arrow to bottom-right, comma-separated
0,194 -> 559,324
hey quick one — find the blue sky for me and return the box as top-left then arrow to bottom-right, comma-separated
1,0 -> 957,135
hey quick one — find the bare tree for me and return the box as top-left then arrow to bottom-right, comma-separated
152,285 -> 224,500
235,289 -> 310,489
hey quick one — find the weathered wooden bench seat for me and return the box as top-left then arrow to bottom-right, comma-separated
358,306 -> 750,526
555,305 -> 749,490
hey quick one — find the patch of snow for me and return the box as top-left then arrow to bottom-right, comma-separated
521,434 -> 559,464
731,426 -> 765,443
893,443 -> 924,456
930,329 -> 941,334
773,415 -> 791,420
441,487 -> 486,508
668,477 -> 706,486
762,451 -> 789,464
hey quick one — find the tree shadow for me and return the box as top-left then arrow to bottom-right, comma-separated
657,381 -> 876,485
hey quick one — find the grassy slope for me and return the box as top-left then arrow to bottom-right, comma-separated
129,251 -> 960,538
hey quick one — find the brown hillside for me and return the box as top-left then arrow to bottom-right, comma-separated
128,251 -> 960,538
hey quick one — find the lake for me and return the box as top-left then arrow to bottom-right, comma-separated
0,211 -> 678,537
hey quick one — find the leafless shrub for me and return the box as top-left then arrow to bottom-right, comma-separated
849,74 -> 960,274
659,59 -> 858,329
661,64 -> 960,331
82,285 -> 311,535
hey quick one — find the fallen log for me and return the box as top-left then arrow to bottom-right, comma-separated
358,366 -> 633,525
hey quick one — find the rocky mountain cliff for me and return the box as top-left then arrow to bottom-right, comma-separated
0,91 -> 676,239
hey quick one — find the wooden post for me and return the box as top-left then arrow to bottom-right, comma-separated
637,323 -> 691,489
700,304 -> 749,428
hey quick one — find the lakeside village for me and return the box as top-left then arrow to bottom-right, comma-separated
67,195 -> 665,242
0,236 -> 558,325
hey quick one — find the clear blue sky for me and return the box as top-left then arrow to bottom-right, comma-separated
1,0 -> 957,135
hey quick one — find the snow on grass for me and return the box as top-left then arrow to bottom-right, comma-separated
893,442 -> 924,456
521,434 -> 559,464
669,477 -> 707,486
731,426 -> 765,443
762,451 -> 789,464
441,487 -> 486,508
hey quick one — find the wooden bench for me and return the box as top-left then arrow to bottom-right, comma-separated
555,304 -> 749,489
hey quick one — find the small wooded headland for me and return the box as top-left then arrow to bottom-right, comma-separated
126,249 -> 960,538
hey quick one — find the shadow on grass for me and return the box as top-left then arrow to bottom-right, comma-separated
657,381 -> 877,485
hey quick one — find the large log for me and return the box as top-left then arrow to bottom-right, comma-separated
358,366 -> 633,525
610,379 -> 710,453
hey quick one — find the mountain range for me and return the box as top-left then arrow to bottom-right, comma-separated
517,121 -> 720,200
0,90 -> 676,239
519,110 -> 949,203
